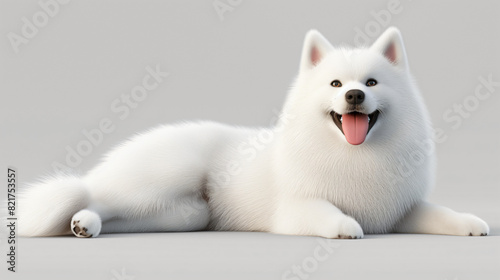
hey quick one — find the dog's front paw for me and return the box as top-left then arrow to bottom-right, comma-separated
333,216 -> 364,239
70,209 -> 102,238
460,213 -> 489,236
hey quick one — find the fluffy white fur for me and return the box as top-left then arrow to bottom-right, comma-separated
18,27 -> 489,238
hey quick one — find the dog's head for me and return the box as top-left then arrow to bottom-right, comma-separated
287,27 -> 423,146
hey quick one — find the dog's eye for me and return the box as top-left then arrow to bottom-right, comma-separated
331,80 -> 342,87
366,79 -> 377,87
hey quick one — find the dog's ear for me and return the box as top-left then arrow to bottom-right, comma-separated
300,30 -> 334,71
370,27 -> 409,70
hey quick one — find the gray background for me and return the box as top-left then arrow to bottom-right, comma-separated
1,0 -> 499,279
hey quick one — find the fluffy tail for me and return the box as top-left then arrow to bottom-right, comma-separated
18,175 -> 90,236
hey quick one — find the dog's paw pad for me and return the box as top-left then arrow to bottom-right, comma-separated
70,209 -> 102,238
71,221 -> 93,238
337,235 -> 359,239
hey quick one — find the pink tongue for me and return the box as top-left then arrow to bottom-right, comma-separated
341,113 -> 369,145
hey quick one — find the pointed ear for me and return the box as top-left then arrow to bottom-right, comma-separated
370,27 -> 409,70
300,30 -> 334,71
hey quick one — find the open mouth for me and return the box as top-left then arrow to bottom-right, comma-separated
330,110 -> 380,145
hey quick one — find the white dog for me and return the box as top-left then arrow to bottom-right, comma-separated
19,27 -> 489,239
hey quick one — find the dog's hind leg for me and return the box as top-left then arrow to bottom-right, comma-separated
100,194 -> 210,234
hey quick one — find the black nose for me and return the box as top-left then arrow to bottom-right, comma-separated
345,89 -> 365,105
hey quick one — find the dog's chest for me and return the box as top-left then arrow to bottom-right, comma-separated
306,151 -> 428,233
